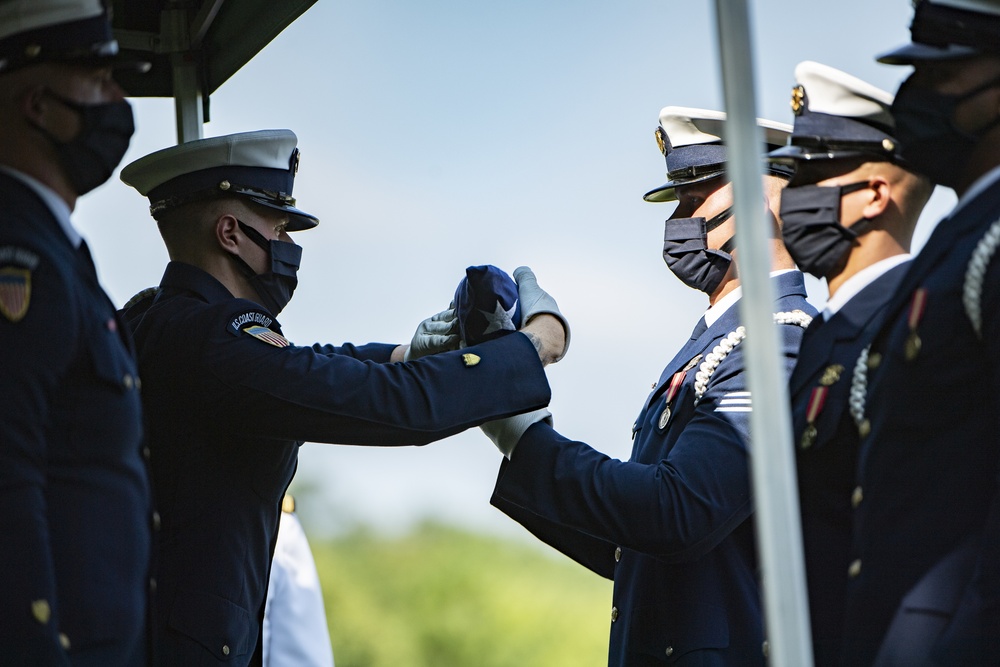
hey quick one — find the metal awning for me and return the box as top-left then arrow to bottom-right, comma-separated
110,0 -> 317,142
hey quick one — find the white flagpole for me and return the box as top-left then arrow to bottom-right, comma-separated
711,1 -> 814,665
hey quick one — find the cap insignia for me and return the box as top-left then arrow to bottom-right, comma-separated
218,180 -> 231,191
24,44 -> 41,59
790,85 -> 806,115
882,138 -> 896,152
655,127 -> 667,155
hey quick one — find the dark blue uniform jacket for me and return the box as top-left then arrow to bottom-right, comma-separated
843,176 -> 1000,667
0,172 -> 150,666
122,261 -> 551,667
789,262 -> 908,667
492,271 -> 814,666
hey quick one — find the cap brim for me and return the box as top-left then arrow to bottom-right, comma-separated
44,51 -> 152,73
643,171 -> 724,203
248,196 -> 319,231
876,42 -> 979,65
767,144 -> 878,163
106,54 -> 152,73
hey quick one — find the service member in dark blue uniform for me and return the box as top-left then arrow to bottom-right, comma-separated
840,2 -> 1000,664
766,61 -> 932,667
0,1 -> 152,665
118,130 -> 567,667
479,109 -> 815,666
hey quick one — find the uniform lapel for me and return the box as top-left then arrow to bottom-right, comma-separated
877,179 -> 1000,330
789,263 -> 908,395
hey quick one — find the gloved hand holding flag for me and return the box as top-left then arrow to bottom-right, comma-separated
453,265 -> 522,346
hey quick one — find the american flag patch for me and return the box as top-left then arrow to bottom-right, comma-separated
0,267 -> 31,323
243,325 -> 290,348
715,391 -> 752,413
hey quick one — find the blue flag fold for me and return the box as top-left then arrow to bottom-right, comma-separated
453,265 -> 522,345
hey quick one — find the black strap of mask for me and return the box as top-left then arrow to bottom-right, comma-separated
237,219 -> 273,252
229,251 -> 258,280
969,109 -> 1000,140
706,207 -> 736,254
839,182 -> 874,239
229,220 -> 271,279
705,206 -> 734,233
847,217 -> 873,238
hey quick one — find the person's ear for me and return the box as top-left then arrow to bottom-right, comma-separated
215,214 -> 241,254
21,85 -> 50,128
862,177 -> 891,220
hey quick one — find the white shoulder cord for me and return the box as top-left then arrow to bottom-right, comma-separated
848,344 -> 870,433
963,217 -> 1000,339
850,217 -> 1000,437
693,310 -> 813,404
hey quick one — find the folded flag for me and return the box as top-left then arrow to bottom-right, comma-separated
453,265 -> 522,345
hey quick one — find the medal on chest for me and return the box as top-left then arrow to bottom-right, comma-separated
904,287 -> 928,362
800,364 -> 842,449
658,354 -> 701,429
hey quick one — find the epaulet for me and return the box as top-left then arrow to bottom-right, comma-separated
122,287 -> 160,311
963,217 -> 1000,339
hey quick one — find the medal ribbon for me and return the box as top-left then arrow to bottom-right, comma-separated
907,287 -> 928,332
805,385 -> 829,425
665,370 -> 687,405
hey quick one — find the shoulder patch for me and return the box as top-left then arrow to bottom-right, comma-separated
0,246 -> 40,270
0,246 -> 40,323
0,266 -> 31,323
242,325 -> 290,348
227,310 -> 275,337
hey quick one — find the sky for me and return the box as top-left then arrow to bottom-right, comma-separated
75,0 -> 956,541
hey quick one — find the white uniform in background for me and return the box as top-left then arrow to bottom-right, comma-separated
263,497 -> 335,667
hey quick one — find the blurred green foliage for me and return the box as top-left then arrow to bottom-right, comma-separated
312,522 -> 613,667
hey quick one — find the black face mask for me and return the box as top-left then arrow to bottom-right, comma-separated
662,207 -> 735,295
780,181 -> 872,279
36,90 -> 135,195
891,73 -> 1000,189
233,220 -> 302,316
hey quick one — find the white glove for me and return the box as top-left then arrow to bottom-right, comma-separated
514,266 -> 570,361
480,408 -> 552,458
403,307 -> 460,361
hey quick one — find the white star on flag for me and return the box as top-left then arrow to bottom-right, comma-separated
479,300 -> 518,336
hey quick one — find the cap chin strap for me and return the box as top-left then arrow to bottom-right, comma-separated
719,235 -> 737,255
